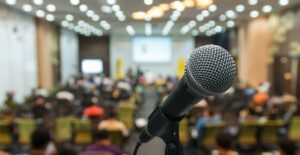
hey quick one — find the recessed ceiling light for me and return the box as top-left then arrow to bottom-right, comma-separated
112,4 -> 120,11
118,16 -> 126,21
144,0 -> 153,5
205,31 -> 212,37
196,14 -> 204,21
192,30 -> 199,36
183,0 -> 195,8
22,4 -> 32,12
6,0 -> 16,5
47,4 -> 56,12
33,0 -> 43,5
46,14 -> 55,22
250,10 -> 259,18
199,26 -> 206,32
262,5 -> 272,13
36,10 -> 45,17
279,0 -> 289,6
86,10 -> 95,17
181,26 -> 190,34
159,3 -> 170,11
201,10 -> 209,17
226,10 -> 236,19
215,26 -> 222,33
126,25 -> 135,36
170,13 -> 179,21
171,1 -> 185,11
208,4 -> 217,12
92,15 -> 100,21
208,20 -> 215,27
145,23 -> 152,36
115,10 -> 123,16
65,14 -> 74,21
219,14 -> 226,21
162,20 -> 174,36
235,4 -> 245,13
61,20 -> 69,27
107,0 -> 116,5
148,6 -> 164,18
101,5 -> 112,14
79,4 -> 88,12
227,20 -> 235,28
248,0 -> 258,5
132,11 -> 146,20
188,20 -> 197,27
70,0 -> 80,5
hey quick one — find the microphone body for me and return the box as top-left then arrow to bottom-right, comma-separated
138,45 -> 237,144
139,78 -> 201,143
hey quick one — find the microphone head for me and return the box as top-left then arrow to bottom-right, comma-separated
184,45 -> 237,96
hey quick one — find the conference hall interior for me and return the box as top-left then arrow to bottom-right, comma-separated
1,0 -> 300,155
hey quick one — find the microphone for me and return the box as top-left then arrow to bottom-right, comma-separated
138,45 -> 237,143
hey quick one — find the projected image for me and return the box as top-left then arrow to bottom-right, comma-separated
81,59 -> 103,74
132,37 -> 172,63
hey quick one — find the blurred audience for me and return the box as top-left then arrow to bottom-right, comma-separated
31,129 -> 57,155
212,132 -> 238,155
85,130 -> 123,155
98,112 -> 129,137
277,140 -> 297,155
83,97 -> 105,119
196,109 -> 221,139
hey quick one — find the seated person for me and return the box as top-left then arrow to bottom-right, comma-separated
85,130 -> 123,155
57,147 -> 79,155
83,97 -> 105,118
31,129 -> 57,155
277,140 -> 297,155
196,109 -> 221,138
212,132 -> 238,155
98,112 -> 129,137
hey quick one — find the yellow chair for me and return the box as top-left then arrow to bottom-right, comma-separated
118,98 -> 136,130
0,120 -> 12,145
289,117 -> 300,142
73,119 -> 92,145
179,118 -> 189,146
201,122 -> 225,149
260,120 -> 283,145
107,130 -> 124,147
238,121 -> 260,146
54,116 -> 75,143
16,118 -> 37,145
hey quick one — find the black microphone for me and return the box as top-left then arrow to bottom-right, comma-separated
138,45 -> 237,143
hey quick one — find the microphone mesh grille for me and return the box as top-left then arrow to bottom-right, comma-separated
185,45 -> 237,96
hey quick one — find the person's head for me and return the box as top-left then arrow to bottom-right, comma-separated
216,132 -> 235,152
203,109 -> 214,118
6,92 -> 14,100
108,112 -> 118,120
35,96 -> 45,105
278,140 -> 297,155
31,128 -> 51,151
94,130 -> 111,145
91,97 -> 98,105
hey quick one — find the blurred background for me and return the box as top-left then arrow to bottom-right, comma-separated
1,0 -> 300,155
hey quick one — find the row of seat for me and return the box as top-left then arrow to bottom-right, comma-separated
198,117 -> 300,149
0,117 -> 126,146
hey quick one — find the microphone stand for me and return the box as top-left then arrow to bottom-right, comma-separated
160,120 -> 183,155
152,107 -> 184,155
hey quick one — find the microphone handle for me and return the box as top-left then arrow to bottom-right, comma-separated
161,78 -> 202,120
139,79 -> 202,143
